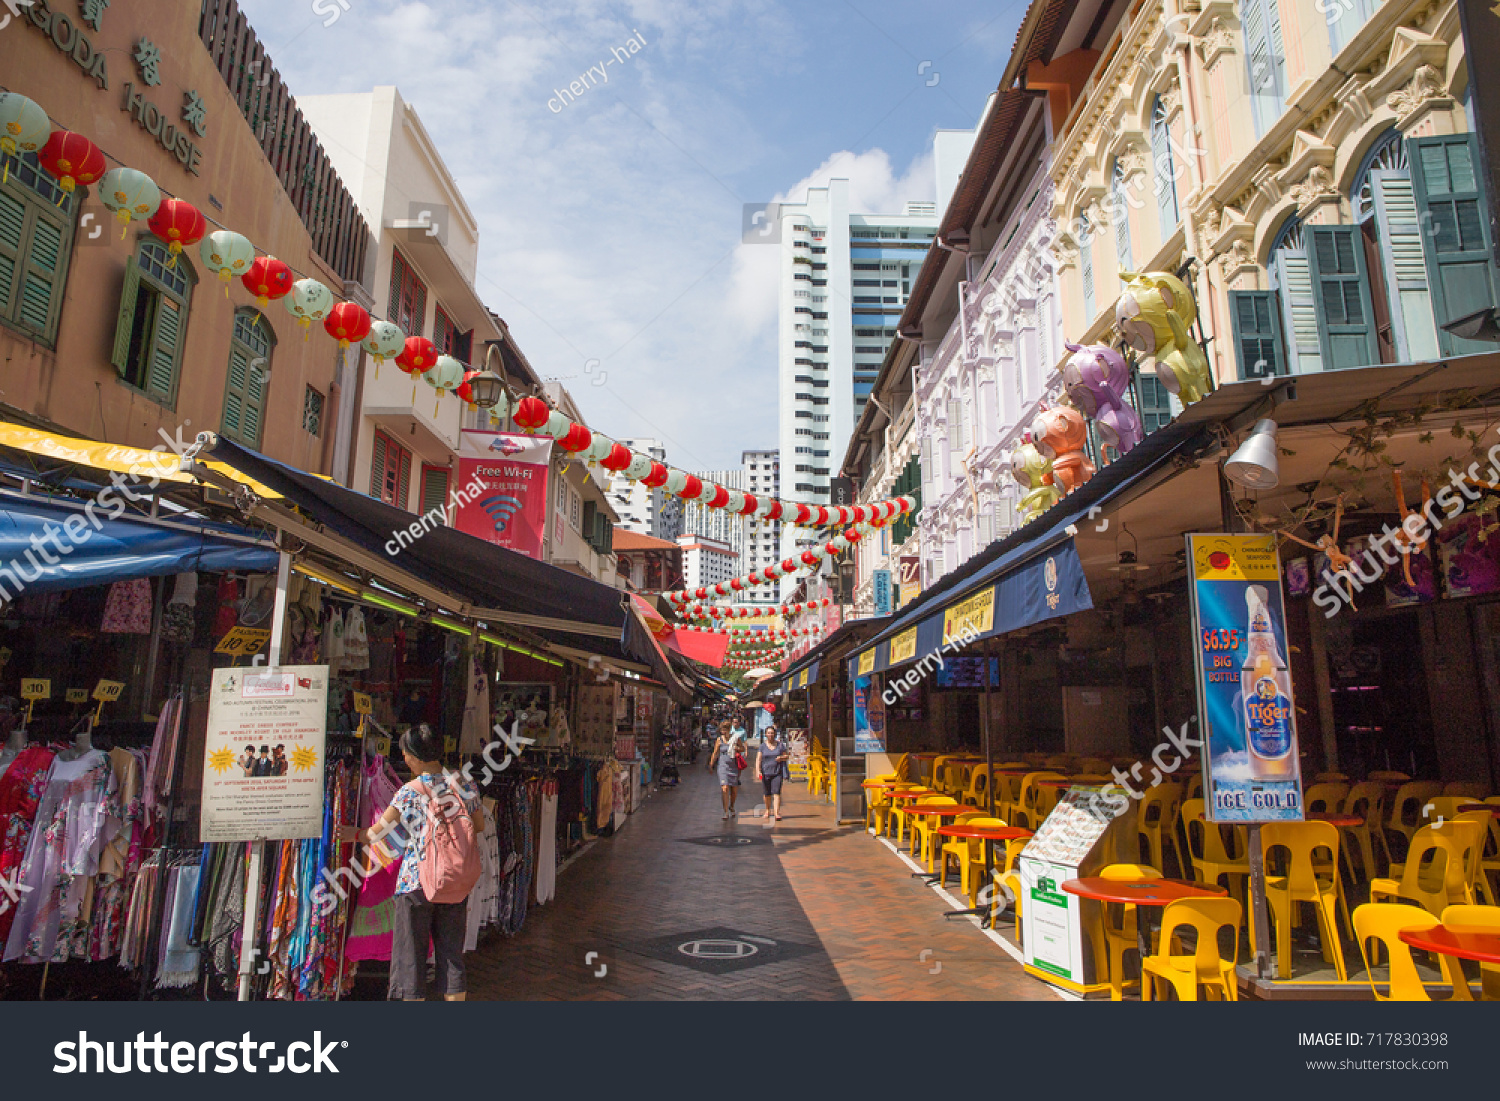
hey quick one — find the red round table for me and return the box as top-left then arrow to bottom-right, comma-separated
1400,924 -> 1500,999
905,805 -> 985,819
935,824 -> 1032,842
1308,812 -> 1363,828
887,789 -> 937,801
1458,803 -> 1500,817
1063,877 -> 1227,964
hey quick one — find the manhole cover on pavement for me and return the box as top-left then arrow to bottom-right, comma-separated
635,927 -> 817,975
677,834 -> 769,847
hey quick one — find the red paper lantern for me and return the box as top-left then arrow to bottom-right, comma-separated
680,474 -> 704,500
695,588 -> 707,600
747,572 -> 761,585
454,370 -> 481,403
738,493 -> 758,516
37,131 -> 105,193
813,507 -> 830,526
600,442 -> 633,470
241,255 -> 294,305
323,301 -> 372,348
763,565 -> 779,579
706,484 -> 730,509
147,198 -> 207,264
557,422 -> 592,452
821,597 -> 831,607
845,527 -> 863,542
512,395 -> 550,431
824,542 -> 838,555
765,501 -> 784,522
800,550 -> 819,566
792,504 -> 811,524
642,462 -> 670,488
730,579 -> 743,591
714,583 -> 729,596
781,558 -> 796,572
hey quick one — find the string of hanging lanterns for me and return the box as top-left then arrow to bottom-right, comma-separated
682,598 -> 833,620
662,522 -> 877,605
0,91 -> 917,531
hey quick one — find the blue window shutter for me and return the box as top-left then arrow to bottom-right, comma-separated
1230,290 -> 1285,379
1080,215 -> 1095,320
1132,373 -> 1173,435
1306,225 -> 1378,369
1408,134 -> 1499,355
1241,0 -> 1286,137
1151,98 -> 1180,231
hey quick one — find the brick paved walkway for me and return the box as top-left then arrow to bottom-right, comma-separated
464,761 -> 1061,1001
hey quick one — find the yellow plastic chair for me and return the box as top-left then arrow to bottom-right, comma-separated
1043,755 -> 1072,771
937,810 -> 987,893
941,761 -> 966,798
960,766 -> 989,809
1479,798 -> 1500,907
1182,798 -> 1249,904
909,796 -> 959,868
1304,782 -> 1350,815
1369,818 -> 1486,916
1137,783 -> 1184,876
1141,896 -> 1242,1002
1352,903 -> 1444,1001
1258,821 -> 1349,982
1096,863 -> 1162,1002
1182,772 -> 1203,803
1012,772 -> 1065,829
1078,757 -> 1111,775
1384,782 -> 1445,861
991,772 -> 1022,825
1340,781 -> 1389,881
1440,904 -> 1500,1001
939,815 -> 1004,905
1314,772 -> 1350,784
993,868 -> 1023,938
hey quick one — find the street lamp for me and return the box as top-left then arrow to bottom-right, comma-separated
469,342 -> 508,409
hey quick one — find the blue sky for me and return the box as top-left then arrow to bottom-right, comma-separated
240,0 -> 1026,470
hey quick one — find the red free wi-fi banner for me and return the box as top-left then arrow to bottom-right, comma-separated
455,430 -> 553,559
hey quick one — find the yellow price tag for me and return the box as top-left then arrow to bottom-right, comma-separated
65,688 -> 89,704
0,647 -> 12,667
443,736 -> 457,755
214,626 -> 271,656
368,734 -> 391,757
353,692 -> 372,716
20,678 -> 50,700
93,680 -> 125,703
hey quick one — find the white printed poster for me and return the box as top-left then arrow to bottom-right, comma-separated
199,665 -> 330,842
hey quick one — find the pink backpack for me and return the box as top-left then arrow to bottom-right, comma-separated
416,777 -> 482,903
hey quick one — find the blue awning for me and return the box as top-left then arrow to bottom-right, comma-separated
846,418 -> 1210,681
0,492 -> 278,598
783,658 -> 820,693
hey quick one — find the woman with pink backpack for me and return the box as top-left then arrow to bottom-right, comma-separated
347,724 -> 485,1001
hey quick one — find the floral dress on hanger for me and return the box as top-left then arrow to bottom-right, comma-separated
0,744 -> 57,947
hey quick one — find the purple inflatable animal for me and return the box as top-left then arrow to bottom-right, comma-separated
1061,342 -> 1144,460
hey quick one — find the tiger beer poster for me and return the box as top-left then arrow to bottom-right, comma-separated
1185,534 -> 1305,823
199,666 -> 329,842
455,430 -> 553,559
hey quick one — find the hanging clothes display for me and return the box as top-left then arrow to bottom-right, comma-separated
534,778 -> 558,906
100,578 -> 153,634
342,607 -> 369,673
0,743 -> 56,947
3,748 -> 118,962
160,571 -> 198,643
155,863 -> 201,988
459,652 -> 491,758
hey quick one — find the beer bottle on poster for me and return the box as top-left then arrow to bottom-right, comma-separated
1240,585 -> 1295,779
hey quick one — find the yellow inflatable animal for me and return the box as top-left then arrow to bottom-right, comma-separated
1115,271 -> 1213,405
1011,440 -> 1062,524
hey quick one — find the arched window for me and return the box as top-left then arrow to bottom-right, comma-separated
1110,158 -> 1133,277
1329,0 -> 1377,56
1351,130 -> 1439,362
1150,96 -> 1180,231
1241,0 -> 1287,137
222,309 -> 276,447
111,238 -> 196,407
1078,212 -> 1095,321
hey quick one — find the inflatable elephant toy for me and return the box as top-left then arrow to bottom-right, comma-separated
1115,270 -> 1213,405
1062,342 -> 1144,460
1032,404 -> 1095,494
1011,439 -> 1062,524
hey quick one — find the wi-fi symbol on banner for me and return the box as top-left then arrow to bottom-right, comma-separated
480,494 -> 524,533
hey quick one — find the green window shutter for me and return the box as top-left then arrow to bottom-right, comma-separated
1230,290 -> 1285,379
110,257 -> 142,373
432,308 -> 449,355
1307,225 -> 1378,369
222,344 -> 247,439
147,295 -> 181,405
241,348 -> 265,445
370,433 -> 388,500
1275,243 -> 1324,374
1370,171 -> 1440,361
0,190 -> 22,319
388,250 -> 405,326
421,466 -> 450,519
1134,373 -> 1174,434
19,214 -> 62,335
395,446 -> 411,509
1408,134 -> 1499,355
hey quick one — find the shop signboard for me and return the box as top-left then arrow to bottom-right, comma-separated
852,674 -> 885,753
1017,786 -> 1111,988
889,626 -> 918,666
942,587 -> 995,644
872,569 -> 892,615
614,734 -> 636,761
456,430 -> 553,559
200,666 -> 329,843
898,556 -> 921,607
1185,534 -> 1305,823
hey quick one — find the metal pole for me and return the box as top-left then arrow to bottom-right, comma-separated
237,548 -> 291,1001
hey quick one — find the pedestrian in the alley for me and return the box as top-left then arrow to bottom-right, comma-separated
710,721 -> 746,818
344,723 -> 485,1001
756,723 -> 789,821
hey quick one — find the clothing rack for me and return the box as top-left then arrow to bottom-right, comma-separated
138,688 -> 188,1001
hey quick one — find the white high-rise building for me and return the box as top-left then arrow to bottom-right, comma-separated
683,470 -> 745,550
741,449 -> 780,607
607,438 -> 681,539
676,535 -> 738,594
775,132 -> 970,596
